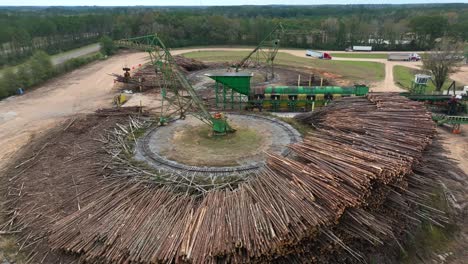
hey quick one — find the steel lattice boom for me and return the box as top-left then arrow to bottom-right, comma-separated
234,23 -> 284,81
115,35 -> 234,134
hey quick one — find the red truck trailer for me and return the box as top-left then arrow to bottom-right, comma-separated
306,50 -> 332,60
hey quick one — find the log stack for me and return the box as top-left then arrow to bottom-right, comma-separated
174,55 -> 208,72
4,93 -> 462,263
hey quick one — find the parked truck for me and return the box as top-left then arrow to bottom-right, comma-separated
346,46 -> 372,52
455,86 -> 468,97
388,53 -> 421,61
306,50 -> 332,60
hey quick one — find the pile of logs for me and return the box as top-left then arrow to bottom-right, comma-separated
5,93 -> 462,263
174,55 -> 208,72
112,56 -> 207,91
45,93 -> 441,263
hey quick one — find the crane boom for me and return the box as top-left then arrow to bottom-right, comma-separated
115,35 -> 234,134
234,23 -> 284,80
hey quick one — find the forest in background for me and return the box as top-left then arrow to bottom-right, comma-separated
1,4 -> 468,67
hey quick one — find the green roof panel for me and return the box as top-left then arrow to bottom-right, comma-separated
205,73 -> 252,95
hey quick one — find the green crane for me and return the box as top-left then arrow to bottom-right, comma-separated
115,35 -> 234,135
234,23 -> 284,81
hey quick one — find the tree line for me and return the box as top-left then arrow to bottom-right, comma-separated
1,4 -> 467,67
0,13 -> 111,65
0,50 -> 105,99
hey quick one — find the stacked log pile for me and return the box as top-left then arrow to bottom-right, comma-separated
174,55 -> 208,72
114,56 -> 207,91
3,93 -> 462,263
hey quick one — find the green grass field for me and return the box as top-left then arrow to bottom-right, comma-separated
331,53 -> 388,59
393,65 -> 453,92
183,50 -> 385,82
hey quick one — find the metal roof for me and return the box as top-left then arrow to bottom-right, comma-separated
204,72 -> 253,77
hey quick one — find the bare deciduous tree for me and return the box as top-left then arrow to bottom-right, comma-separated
422,39 -> 464,92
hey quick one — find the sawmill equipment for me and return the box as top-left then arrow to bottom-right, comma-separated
234,23 -> 284,81
206,71 -> 369,112
115,35 -> 234,135
122,67 -> 131,83
432,114 -> 468,133
409,74 -> 431,94
248,85 -> 369,112
401,74 -> 468,114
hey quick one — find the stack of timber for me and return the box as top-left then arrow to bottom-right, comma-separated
174,55 -> 208,72
115,56 -> 207,91
3,93 -> 463,263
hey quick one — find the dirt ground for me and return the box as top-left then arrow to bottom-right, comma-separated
160,118 -> 267,167
435,125 -> 468,264
450,65 -> 468,85
440,125 -> 468,174
0,51 -> 148,169
146,114 -> 297,167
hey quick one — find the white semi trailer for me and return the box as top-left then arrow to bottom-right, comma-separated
388,53 -> 421,61
306,50 -> 332,59
346,46 -> 372,52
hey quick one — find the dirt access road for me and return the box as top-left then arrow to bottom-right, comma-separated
0,51 -> 147,169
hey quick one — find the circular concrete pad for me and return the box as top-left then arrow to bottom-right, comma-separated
135,114 -> 301,177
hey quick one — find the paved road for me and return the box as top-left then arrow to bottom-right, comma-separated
0,43 -> 101,78
51,43 -> 101,65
